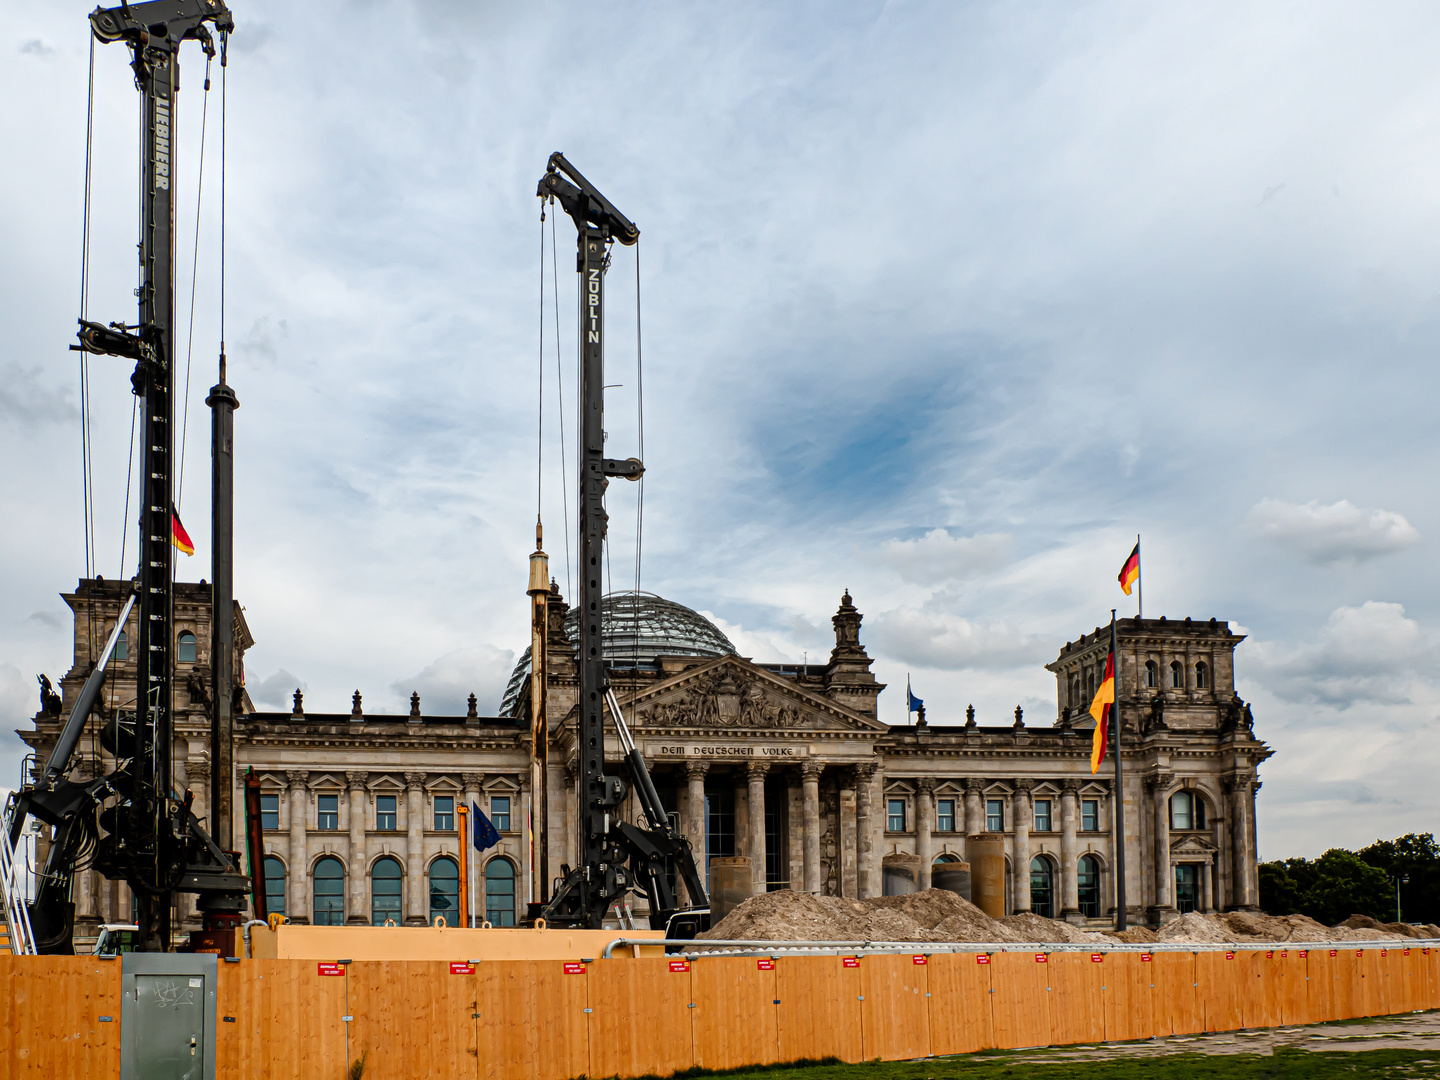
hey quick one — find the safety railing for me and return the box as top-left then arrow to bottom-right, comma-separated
0,793 -> 37,955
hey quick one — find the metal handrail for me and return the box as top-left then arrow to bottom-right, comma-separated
601,936 -> 1440,959
0,795 -> 36,955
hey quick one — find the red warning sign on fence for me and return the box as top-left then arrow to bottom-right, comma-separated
1266,951 -> 1273,959
450,962 -> 475,975
669,960 -> 690,973
1298,951 -> 1308,958
1405,949 -> 1412,956
843,957 -> 860,967
1225,952 -> 1235,960
757,959 -> 775,970
563,963 -> 586,975
1329,950 -> 1337,957
1090,954 -> 1104,963
1140,953 -> 1152,962
1381,949 -> 1388,957
1356,950 -> 1364,957
976,955 -> 991,965
913,955 -> 927,965
317,963 -> 344,977
1035,954 -> 1048,963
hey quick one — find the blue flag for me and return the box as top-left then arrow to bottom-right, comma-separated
906,681 -> 923,713
472,802 -> 500,852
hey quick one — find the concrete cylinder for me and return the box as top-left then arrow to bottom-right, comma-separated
932,863 -> 972,903
881,853 -> 922,896
709,856 -> 753,922
968,835 -> 1006,919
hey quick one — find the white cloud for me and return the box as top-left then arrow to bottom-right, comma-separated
874,530 -> 1011,585
249,669 -> 305,709
867,608 -> 1044,671
1244,498 -> 1420,564
392,645 -> 516,717
1245,601 -> 1436,708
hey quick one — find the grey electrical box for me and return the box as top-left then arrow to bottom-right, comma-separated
120,952 -> 217,1080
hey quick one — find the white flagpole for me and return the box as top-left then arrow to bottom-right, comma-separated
1136,533 -> 1143,619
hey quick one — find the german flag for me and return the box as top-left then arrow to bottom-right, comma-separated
1089,651 -> 1114,773
1118,542 -> 1140,596
171,505 -> 195,557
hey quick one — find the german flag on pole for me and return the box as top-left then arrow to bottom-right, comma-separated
171,504 -> 195,557
1089,651 -> 1115,773
1118,541 -> 1140,596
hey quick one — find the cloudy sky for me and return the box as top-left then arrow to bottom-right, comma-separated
3,1 -> 1439,860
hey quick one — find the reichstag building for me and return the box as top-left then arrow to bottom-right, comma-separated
26,578 -> 1270,937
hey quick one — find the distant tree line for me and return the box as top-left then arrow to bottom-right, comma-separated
1259,833 -> 1439,926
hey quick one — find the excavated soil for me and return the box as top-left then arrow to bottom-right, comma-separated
699,889 -> 1440,946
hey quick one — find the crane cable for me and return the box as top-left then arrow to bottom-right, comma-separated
79,30 -> 98,660
176,52 -> 213,509
549,208 -> 572,601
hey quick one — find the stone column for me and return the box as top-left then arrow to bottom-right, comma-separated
963,778 -> 985,837
801,761 -> 823,893
286,770 -> 309,923
1228,779 -> 1253,908
747,762 -> 768,897
786,774 -> 803,890
684,762 -> 709,901
183,760 -> 210,923
854,763 -> 877,899
345,771 -> 369,925
463,773 -> 484,926
404,772 -> 427,925
1011,779 -> 1032,914
1201,859 -> 1214,912
1059,778 -> 1080,919
1150,775 -> 1172,913
916,778 -> 936,891
563,765 -> 578,870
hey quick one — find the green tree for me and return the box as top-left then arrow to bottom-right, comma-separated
1358,833 -> 1440,924
1259,857 -> 1316,916
1306,849 -> 1391,925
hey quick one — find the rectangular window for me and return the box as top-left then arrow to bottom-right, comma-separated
936,799 -> 956,833
317,793 -> 338,830
260,793 -> 279,831
376,794 -> 397,831
434,796 -> 454,831
986,799 -> 1004,832
887,799 -> 906,832
490,796 -> 511,832
1033,799 -> 1052,832
1082,799 -> 1099,832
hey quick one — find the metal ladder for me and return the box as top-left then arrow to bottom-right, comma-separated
0,790 -> 37,955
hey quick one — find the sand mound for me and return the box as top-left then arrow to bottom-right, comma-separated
1000,912 -> 1116,944
1114,927 -> 1158,944
1157,912 -> 1234,944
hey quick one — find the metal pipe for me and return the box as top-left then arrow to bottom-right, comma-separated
41,593 -> 136,786
206,372 -> 239,852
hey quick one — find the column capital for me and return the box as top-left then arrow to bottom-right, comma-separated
963,776 -> 985,793
1145,771 -> 1173,794
1060,778 -> 1083,795
745,761 -> 770,781
345,770 -> 369,791
462,772 -> 485,790
183,759 -> 208,785
285,769 -> 309,789
1012,778 -> 1034,795
851,762 -> 876,783
800,760 -> 824,782
915,777 -> 935,795
404,771 -> 427,791
684,761 -> 710,782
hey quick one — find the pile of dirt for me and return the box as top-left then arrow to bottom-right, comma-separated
1156,910 -> 1440,945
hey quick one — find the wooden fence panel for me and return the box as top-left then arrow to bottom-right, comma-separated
348,961 -> 477,1080
254,958 -> 349,1080
690,957 -> 780,1071
1364,949 -> 1394,1018
989,951 -> 1052,1049
1305,949 -> 1335,1022
1331,949 -> 1362,1020
587,957 -> 694,1080
1047,952 -> 1103,1047
1102,952 -> 1153,1043
925,953 -> 993,1055
859,953 -> 931,1062
775,956 -> 863,1064
215,957 -> 263,1078
531,961 -> 592,1080
1195,950 -> 1242,1033
1414,948 -> 1439,1011
1423,948 -> 1440,1010
474,960 -> 538,1080
1240,950 -> 1282,1030
1275,949 -> 1312,1026
1151,951 -> 1200,1036
0,956 -> 121,1078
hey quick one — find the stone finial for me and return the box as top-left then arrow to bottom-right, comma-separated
351,690 -> 363,718
291,688 -> 304,717
1013,705 -> 1024,729
831,590 -> 861,649
965,703 -> 976,727
409,692 -> 422,722
466,693 -> 478,718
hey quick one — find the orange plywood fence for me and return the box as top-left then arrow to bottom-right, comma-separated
690,956 -> 780,1071
1397,948 -> 1425,1014
1276,949 -> 1314,1026
1239,950 -> 1282,1030
775,955 -> 863,1064
1047,951 -> 1104,1047
1305,949 -> 1335,1023
1332,949 -> 1363,1020
1150,951 -> 1201,1036
348,961 -> 478,1080
586,957 -> 694,1080
529,960 -> 593,1080
250,957 -> 350,1080
215,956 -> 263,1077
1195,949 -> 1243,1033
474,960 -> 539,1080
0,955 -> 121,1078
1414,947 -> 1440,1012
1364,949 -> 1395,1018
1101,952 -> 1153,1044
925,953 -> 994,1055
989,950 -> 1053,1049
859,952 -> 932,1062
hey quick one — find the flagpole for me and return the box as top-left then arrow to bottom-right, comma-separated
1110,609 -> 1127,932
1136,534 -> 1143,619
457,804 -> 469,928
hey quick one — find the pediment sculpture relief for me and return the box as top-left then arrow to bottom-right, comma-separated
637,671 -> 808,730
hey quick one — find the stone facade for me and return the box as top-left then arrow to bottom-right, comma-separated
24,580 -> 1271,936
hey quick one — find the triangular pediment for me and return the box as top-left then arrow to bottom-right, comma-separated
1170,833 -> 1219,856
622,655 -> 886,734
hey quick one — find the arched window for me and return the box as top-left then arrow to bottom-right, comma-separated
1029,857 -> 1054,919
371,857 -> 403,925
1086,669 -> 1096,702
114,630 -> 128,662
177,631 -> 197,664
1169,660 -> 1183,688
485,859 -> 516,927
263,855 -> 286,917
1144,660 -> 1157,688
429,857 -> 459,925
1077,854 -> 1101,918
313,857 -> 344,926
1170,791 -> 1205,831
1195,662 -> 1208,689
934,852 -> 960,866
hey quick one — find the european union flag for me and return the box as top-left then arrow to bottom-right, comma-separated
906,683 -> 923,713
472,802 -> 500,852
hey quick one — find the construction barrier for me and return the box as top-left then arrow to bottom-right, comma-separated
3,944 -> 1440,1079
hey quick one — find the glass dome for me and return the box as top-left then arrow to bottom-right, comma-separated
499,591 -> 735,715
